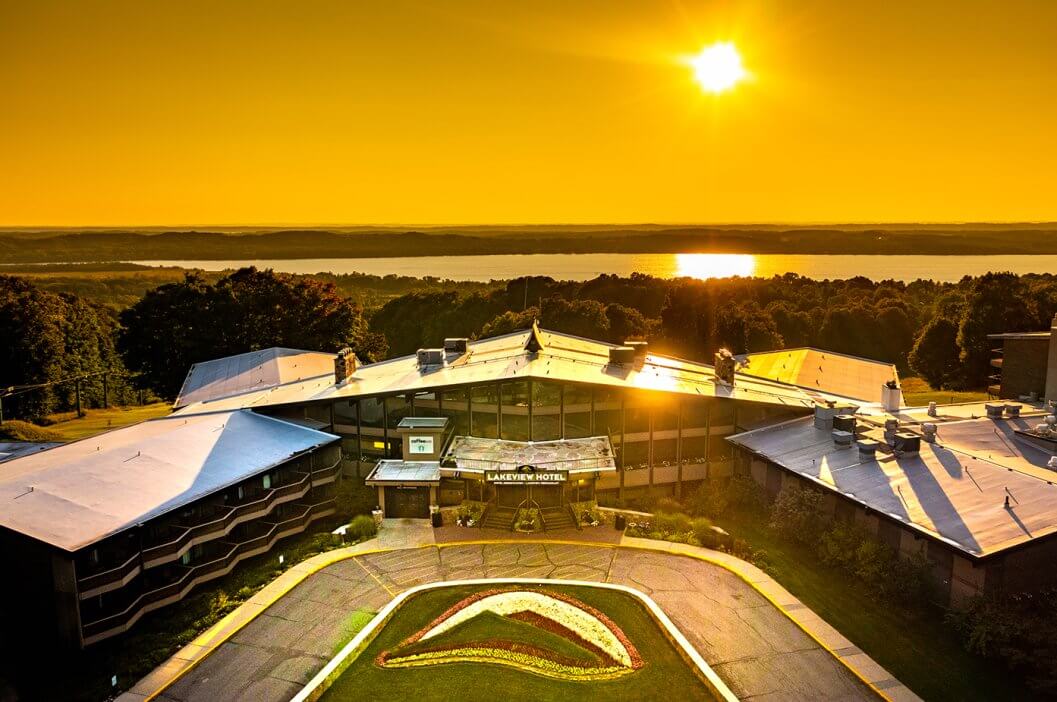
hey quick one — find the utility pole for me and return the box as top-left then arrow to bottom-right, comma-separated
75,378 -> 82,417
102,373 -> 109,409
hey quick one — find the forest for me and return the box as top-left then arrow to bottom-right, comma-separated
3,267 -> 1056,420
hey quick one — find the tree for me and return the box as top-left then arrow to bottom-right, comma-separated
119,268 -> 386,399
0,276 -> 132,419
957,273 -> 1037,388
909,316 -> 963,388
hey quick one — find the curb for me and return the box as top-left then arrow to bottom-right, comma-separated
118,537 -> 920,702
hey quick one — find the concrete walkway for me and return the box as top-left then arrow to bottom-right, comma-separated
119,536 -> 921,702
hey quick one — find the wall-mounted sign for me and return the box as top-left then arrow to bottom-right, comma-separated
485,467 -> 568,483
409,435 -> 435,455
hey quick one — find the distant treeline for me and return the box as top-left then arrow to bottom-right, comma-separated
5,268 -> 1055,420
5,227 -> 1057,262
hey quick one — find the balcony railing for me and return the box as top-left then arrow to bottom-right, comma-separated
80,499 -> 336,644
76,457 -> 339,598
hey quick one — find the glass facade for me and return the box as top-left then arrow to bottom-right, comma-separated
322,380 -> 778,490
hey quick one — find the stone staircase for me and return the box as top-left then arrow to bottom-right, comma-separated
540,507 -> 575,531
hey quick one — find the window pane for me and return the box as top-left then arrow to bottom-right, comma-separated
501,381 -> 530,441
412,391 -> 440,417
441,387 -> 470,435
359,396 -> 385,429
386,395 -> 411,428
334,400 -> 358,432
471,384 -> 499,439
532,381 -> 561,441
624,391 -> 651,435
563,384 -> 592,439
593,388 -> 623,440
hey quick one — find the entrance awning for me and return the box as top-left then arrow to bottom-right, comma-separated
441,436 -> 617,476
365,460 -> 441,486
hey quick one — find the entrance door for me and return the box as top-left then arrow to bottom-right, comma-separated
497,485 -> 527,509
384,486 -> 430,518
532,485 -> 562,508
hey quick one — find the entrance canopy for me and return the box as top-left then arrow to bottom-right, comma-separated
442,436 -> 616,476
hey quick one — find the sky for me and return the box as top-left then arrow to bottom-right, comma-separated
1,0 -> 1055,226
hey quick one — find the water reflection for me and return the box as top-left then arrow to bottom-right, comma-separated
673,253 -> 756,280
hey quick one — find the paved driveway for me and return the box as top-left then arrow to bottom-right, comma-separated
159,543 -> 875,701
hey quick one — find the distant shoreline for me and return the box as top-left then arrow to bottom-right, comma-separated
4,227 -> 1057,263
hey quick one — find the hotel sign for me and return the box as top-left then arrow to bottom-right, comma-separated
485,465 -> 568,483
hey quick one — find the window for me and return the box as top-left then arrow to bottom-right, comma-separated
412,391 -> 441,417
623,391 -> 652,435
441,387 -> 470,435
359,396 -> 385,429
334,400 -> 358,432
471,384 -> 499,439
181,551 -> 191,566
563,384 -> 592,438
262,473 -> 272,489
386,395 -> 411,428
531,381 -> 561,441
593,388 -> 623,440
501,381 -> 530,441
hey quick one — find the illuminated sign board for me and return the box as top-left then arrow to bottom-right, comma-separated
408,436 -> 435,455
485,467 -> 568,483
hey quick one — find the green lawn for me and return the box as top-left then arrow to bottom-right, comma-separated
321,584 -> 716,702
718,515 -> 1025,702
900,377 -> 988,407
42,402 -> 171,440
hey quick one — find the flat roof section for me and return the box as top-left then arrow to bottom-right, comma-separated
738,348 -> 898,404
0,410 -> 339,552
172,329 -> 866,418
728,415 -> 1057,558
444,435 -> 617,475
396,417 -> 449,429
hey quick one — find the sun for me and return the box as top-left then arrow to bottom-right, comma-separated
688,42 -> 747,94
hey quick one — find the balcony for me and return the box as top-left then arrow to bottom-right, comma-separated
76,458 -> 339,599
80,498 -> 336,644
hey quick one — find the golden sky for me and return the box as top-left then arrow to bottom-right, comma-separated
1,0 -> 1055,226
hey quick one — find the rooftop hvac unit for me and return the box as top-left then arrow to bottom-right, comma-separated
1005,404 -> 1022,418
833,414 -> 856,433
416,348 -> 446,367
832,429 -> 854,446
857,439 -> 881,459
893,432 -> 920,454
984,403 -> 1005,419
624,340 -> 649,360
814,402 -> 838,430
921,422 -> 937,443
609,346 -> 636,365
443,338 -> 469,354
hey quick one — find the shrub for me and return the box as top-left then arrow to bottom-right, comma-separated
769,485 -> 827,546
691,517 -> 715,547
346,514 -> 377,541
653,511 -> 692,536
689,475 -> 767,518
335,477 -> 378,520
0,419 -> 63,442
654,496 -> 685,515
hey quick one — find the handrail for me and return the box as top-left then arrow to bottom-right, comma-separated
511,498 -> 544,531
77,457 -> 339,591
138,459 -> 338,564
81,499 -> 335,639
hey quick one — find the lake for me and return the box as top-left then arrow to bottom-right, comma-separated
129,253 -> 1057,283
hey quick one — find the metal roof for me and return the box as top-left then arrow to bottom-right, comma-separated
0,411 -> 339,552
172,329 -> 852,417
738,348 -> 898,403
443,435 -> 617,474
397,417 -> 449,429
728,414 -> 1057,558
0,442 -> 62,464
175,347 -> 337,408
366,460 -> 441,484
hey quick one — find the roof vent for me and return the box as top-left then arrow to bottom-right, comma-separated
984,403 -> 1004,419
857,439 -> 881,459
832,429 -> 853,446
927,401 -> 938,417
443,338 -> 469,354
1005,404 -> 1021,418
893,432 -> 920,454
609,346 -> 636,365
814,402 -> 838,430
334,348 -> 357,384
881,380 -> 902,412
833,414 -> 856,434
416,348 -> 446,368
625,340 -> 649,361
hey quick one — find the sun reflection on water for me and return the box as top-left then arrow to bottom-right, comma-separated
674,253 -> 756,280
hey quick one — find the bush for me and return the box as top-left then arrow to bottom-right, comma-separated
335,477 -> 378,520
346,514 -> 377,541
689,475 -> 768,518
769,485 -> 827,546
653,511 -> 692,536
0,419 -> 63,442
654,496 -> 685,515
691,517 -> 715,547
